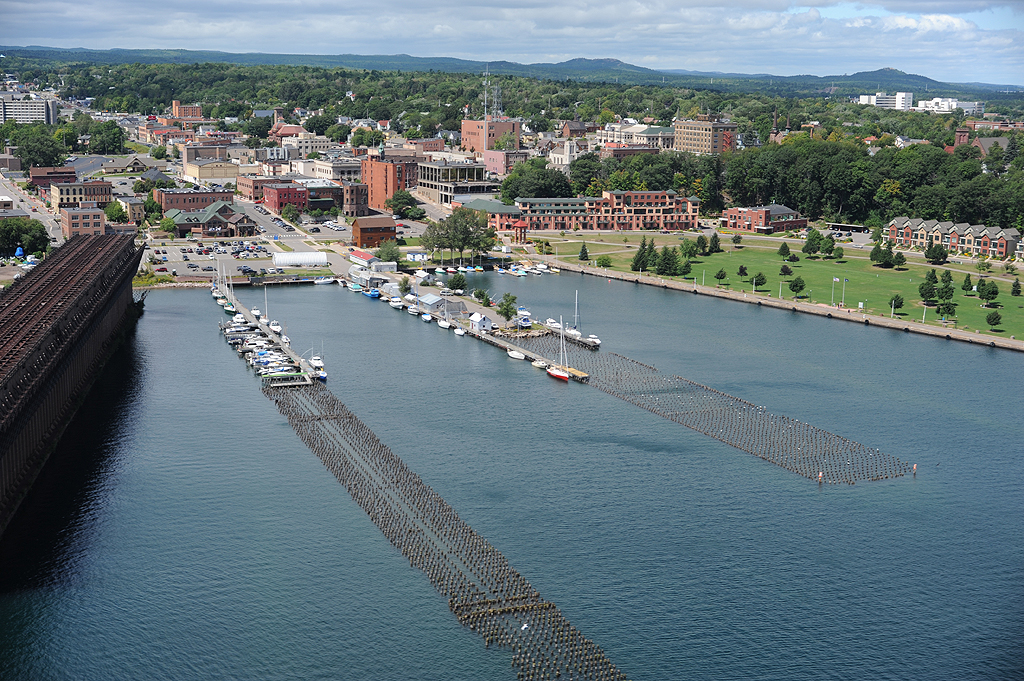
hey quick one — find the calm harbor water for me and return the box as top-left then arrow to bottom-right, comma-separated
1,273 -> 1021,680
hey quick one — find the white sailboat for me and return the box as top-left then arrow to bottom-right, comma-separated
546,316 -> 570,381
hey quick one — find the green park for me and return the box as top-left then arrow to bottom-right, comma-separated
543,232 -> 1023,338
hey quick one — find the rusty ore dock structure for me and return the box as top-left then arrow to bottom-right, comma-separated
0,234 -> 144,537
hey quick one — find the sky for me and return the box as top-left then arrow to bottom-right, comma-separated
3,0 -> 1023,84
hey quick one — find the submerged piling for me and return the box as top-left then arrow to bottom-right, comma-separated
264,382 -> 629,680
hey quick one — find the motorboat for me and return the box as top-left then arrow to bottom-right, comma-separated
437,318 -> 451,330
446,267 -> 457,273
232,313 -> 246,324
514,269 -> 528,277
516,306 -> 532,317
517,317 -> 532,329
362,288 -> 381,298
259,314 -> 270,324
280,335 -> 291,346
507,350 -> 526,360
407,305 -> 419,315
544,318 -> 562,330
474,266 -> 484,272
531,360 -> 548,369
337,279 -> 347,288
251,307 -> 261,317
587,334 -> 602,346
223,304 -> 236,313
309,355 -> 325,369
434,267 -> 446,275
550,267 -> 560,274
315,369 -> 328,381
457,266 -> 468,272
313,276 -> 335,285
421,313 -> 433,322
269,320 -> 283,333
388,296 -> 404,309
453,327 -> 466,336
349,283 -> 363,293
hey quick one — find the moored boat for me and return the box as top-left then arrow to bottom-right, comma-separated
507,350 -> 526,360
362,287 -> 381,298
453,327 -> 466,336
313,276 -> 335,285
421,313 -> 433,322
349,282 -> 363,293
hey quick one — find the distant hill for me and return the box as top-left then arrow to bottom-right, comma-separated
2,46 -> 1020,98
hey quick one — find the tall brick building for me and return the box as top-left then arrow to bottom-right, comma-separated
361,156 -> 419,212
460,116 -> 521,153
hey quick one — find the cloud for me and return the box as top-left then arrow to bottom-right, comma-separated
2,0 -> 1022,84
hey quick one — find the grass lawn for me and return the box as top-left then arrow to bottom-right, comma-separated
275,242 -> 294,252
559,242 -> 1024,338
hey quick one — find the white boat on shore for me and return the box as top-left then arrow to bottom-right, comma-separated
507,350 -> 526,360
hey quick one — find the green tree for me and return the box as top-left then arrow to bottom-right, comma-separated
821,235 -> 835,257
325,124 -> 352,143
399,276 -> 412,295
578,242 -> 589,261
151,145 -> 167,160
714,268 -> 727,285
499,158 -> 571,204
104,201 -> 129,224
15,134 -> 67,169
737,265 -> 748,277
937,282 -> 954,302
937,300 -> 958,318
303,114 -> 333,136
893,252 -> 906,269
962,273 -> 973,294
448,272 -> 467,291
493,131 -> 517,151
306,151 -> 321,160
869,241 -> 883,263
696,234 -> 708,255
282,203 -> 300,224
630,236 -> 648,271
1012,278 -> 1021,297
679,238 -> 698,260
788,276 -> 806,298
986,310 -> 1002,329
731,233 -> 742,248
753,271 -> 767,290
656,246 -> 680,275
0,217 -> 50,256
833,246 -> 844,260
708,232 -> 722,253
777,242 -> 790,258
680,259 -> 692,277
801,228 -> 821,256
472,288 -> 490,306
596,255 -> 612,268
941,269 -> 953,285
385,189 -> 418,217
918,280 -> 936,303
925,242 -> 948,264
889,293 -> 904,313
375,239 -> 401,263
159,216 -> 176,233
787,253 -> 800,263
88,120 -> 125,154
978,279 -> 999,307
496,292 -> 518,327
926,269 -> 938,285
780,264 -> 793,278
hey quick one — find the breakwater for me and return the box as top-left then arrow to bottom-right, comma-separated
264,382 -> 629,681
510,335 -> 911,484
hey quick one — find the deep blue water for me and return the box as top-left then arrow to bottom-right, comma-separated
1,273 -> 1021,680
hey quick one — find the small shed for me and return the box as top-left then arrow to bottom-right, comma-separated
418,293 -> 445,314
469,312 -> 493,333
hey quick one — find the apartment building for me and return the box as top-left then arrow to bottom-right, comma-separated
153,188 -> 235,211
673,116 -> 738,155
50,180 -> 113,209
508,190 -> 699,232
460,116 -> 522,152
60,202 -> 106,238
0,95 -> 60,124
361,155 -> 419,211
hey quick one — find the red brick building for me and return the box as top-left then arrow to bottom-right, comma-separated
29,166 -> 77,189
351,215 -> 397,248
153,188 -> 235,211
721,204 -> 806,234
60,202 -> 106,239
237,176 -> 284,201
264,183 -> 308,214
361,156 -> 418,212
50,180 -> 113,209
460,116 -> 521,153
171,100 -> 203,119
887,217 -> 1020,258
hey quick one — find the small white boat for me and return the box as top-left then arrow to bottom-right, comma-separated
407,305 -> 419,315
437,318 -> 451,329
309,355 -> 325,369
547,316 -> 570,381
280,335 -> 291,346
259,314 -> 269,324
251,307 -> 262,317
336,279 -> 347,288
421,313 -> 433,322
516,306 -> 532,318
587,334 -> 602,346
514,269 -> 528,277
232,313 -> 246,324
544,318 -> 562,330
457,266 -> 467,272
454,327 -> 466,336
269,320 -> 283,333
531,360 -> 548,369
446,267 -> 457,273
507,350 -> 526,360
314,276 -> 335,285
388,296 -> 404,309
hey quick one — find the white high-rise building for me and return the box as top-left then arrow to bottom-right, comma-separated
913,97 -> 985,115
858,92 -> 913,111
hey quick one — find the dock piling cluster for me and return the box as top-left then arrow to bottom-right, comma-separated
264,382 -> 629,680
510,337 -> 910,485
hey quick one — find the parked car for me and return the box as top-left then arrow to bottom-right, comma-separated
155,266 -> 168,272
309,227 -> 320,233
